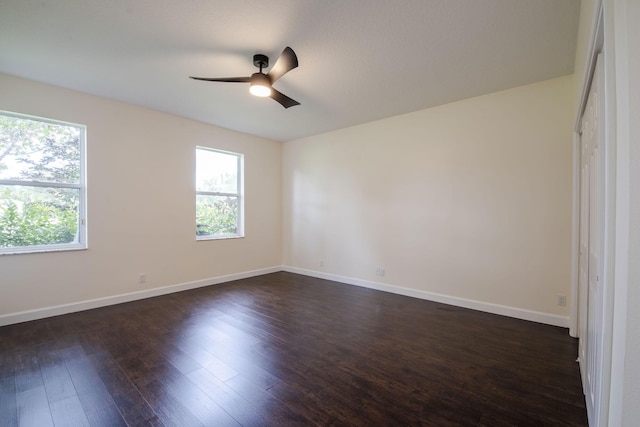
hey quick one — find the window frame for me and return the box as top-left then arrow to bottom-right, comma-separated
195,146 -> 244,240
0,111 -> 87,255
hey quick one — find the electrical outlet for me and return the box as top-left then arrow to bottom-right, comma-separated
139,273 -> 146,284
375,267 -> 385,277
557,294 -> 566,306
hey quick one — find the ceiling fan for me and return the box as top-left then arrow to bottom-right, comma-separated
190,47 -> 300,108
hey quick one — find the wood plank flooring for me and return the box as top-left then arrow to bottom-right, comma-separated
0,272 -> 587,426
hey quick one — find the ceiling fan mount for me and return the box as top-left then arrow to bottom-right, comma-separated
252,54 -> 269,70
190,47 -> 300,108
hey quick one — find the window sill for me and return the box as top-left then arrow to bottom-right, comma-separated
196,234 -> 244,241
0,244 -> 88,256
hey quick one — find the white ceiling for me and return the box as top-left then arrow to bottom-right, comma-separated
0,0 -> 580,142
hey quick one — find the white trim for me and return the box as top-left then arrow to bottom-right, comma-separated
0,266 -> 281,327
0,265 -> 570,329
283,266 -> 569,328
0,244 -> 87,256
196,234 -> 244,241
0,179 -> 81,189
575,1 -> 604,132
597,2 -> 620,424
608,0 -> 638,424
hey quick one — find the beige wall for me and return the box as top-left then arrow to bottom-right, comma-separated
283,75 -> 574,317
0,73 -> 575,322
0,73 -> 282,316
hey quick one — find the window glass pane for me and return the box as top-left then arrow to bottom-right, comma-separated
196,149 -> 238,193
0,115 -> 81,184
0,184 -> 80,248
196,195 -> 238,236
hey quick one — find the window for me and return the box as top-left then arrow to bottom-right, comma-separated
0,111 -> 87,254
195,147 -> 243,239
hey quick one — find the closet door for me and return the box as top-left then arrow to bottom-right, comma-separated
578,53 -> 605,426
578,117 -> 590,389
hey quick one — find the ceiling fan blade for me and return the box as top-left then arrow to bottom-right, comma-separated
189,76 -> 250,83
267,47 -> 298,83
270,88 -> 300,108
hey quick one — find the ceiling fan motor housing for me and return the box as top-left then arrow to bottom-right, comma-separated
250,72 -> 272,97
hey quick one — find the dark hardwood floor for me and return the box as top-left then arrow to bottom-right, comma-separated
0,272 -> 587,426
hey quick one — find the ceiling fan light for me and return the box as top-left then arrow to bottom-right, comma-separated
250,83 -> 272,97
250,73 -> 272,97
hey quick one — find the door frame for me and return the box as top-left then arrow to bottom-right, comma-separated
571,1 -> 621,425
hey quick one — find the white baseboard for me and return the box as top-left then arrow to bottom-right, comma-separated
0,266 -> 282,327
282,266 -> 569,328
1,265 -> 569,328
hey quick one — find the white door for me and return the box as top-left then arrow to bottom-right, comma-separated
578,53 -> 605,426
578,119 -> 590,388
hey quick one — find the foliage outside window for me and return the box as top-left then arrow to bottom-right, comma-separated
196,147 -> 243,239
0,111 -> 86,254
